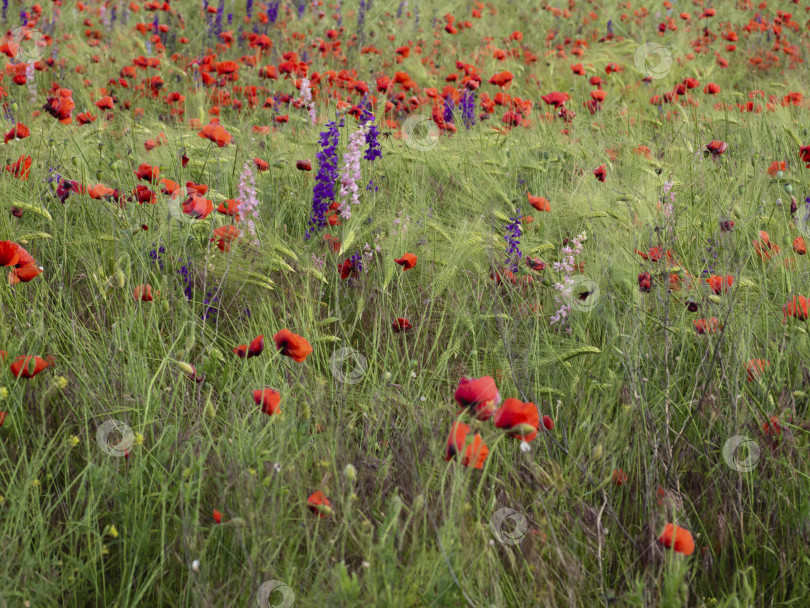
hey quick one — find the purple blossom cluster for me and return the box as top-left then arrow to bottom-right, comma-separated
460,91 -> 476,128
307,119 -> 343,238
504,211 -> 522,272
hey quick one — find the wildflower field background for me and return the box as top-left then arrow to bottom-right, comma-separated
2,0 -> 810,606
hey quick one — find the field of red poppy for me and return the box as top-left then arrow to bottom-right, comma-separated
2,0 -> 810,606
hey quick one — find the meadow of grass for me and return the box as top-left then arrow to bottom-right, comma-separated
1,0 -> 810,606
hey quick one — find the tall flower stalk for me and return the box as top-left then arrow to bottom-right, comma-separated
238,161 -> 260,245
550,232 -> 586,327
338,123 -> 369,219
299,77 -> 316,125
307,119 -> 342,237
504,211 -> 522,272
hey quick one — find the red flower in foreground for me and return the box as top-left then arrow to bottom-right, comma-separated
745,358 -> 769,381
395,253 -> 417,270
254,157 -> 269,171
198,121 -> 232,147
9,355 -> 52,379
0,241 -> 41,284
273,329 -> 313,363
253,388 -> 281,416
134,163 -> 160,183
133,284 -> 154,301
444,422 -> 489,469
593,165 -> 606,182
658,523 -> 695,556
213,510 -> 222,524
767,161 -> 786,176
454,376 -> 501,421
234,335 -> 265,358
3,123 -> 29,143
307,491 -> 332,518
296,159 -> 312,171
793,237 -> 807,255
6,155 -> 32,180
493,398 -> 540,441
528,193 -> 550,212
612,468 -> 628,485
783,295 -> 808,322
706,274 -> 733,294
799,145 -> 810,169
392,318 -> 412,332
706,140 -> 727,156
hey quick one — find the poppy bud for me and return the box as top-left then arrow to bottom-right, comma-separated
686,300 -> 699,312
785,183 -> 794,194
542,415 -> 554,430
344,464 -> 357,482
708,295 -> 722,304
732,205 -> 742,219
204,395 -> 215,420
177,361 -> 196,376
592,444 -> 603,459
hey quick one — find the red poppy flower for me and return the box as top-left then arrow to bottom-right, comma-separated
638,272 -> 652,293
6,155 -> 32,180
198,121 -> 233,147
392,318 -> 412,332
9,355 -> 51,379
493,398 -> 540,441
793,237 -> 806,255
488,71 -> 513,88
693,317 -> 721,334
541,91 -> 569,107
273,329 -> 313,363
703,82 -> 721,95
394,253 -> 417,270
0,411 -> 5,426
658,523 -> 695,556
528,193 -> 550,212
3,123 -> 29,143
753,230 -> 779,260
134,163 -> 160,183
42,89 -> 75,124
253,388 -> 281,415
182,195 -> 214,219
95,96 -> 115,110
526,257 -> 546,271
593,165 -> 606,182
800,146 -> 810,169
0,241 -> 21,267
706,274 -> 733,294
5,243 -> 41,284
307,491 -> 332,518
612,468 -> 628,485
745,358 -> 769,381
76,112 -> 97,125
338,258 -> 359,280
217,199 -> 242,217
454,375 -> 501,421
767,161 -> 786,177
444,422 -> 489,468
783,295 -> 808,322
133,185 -> 156,204
213,510 -> 222,524
254,157 -> 270,171
234,335 -> 265,358
296,159 -> 312,171
705,140 -> 727,156
133,284 -> 154,301
542,415 -> 554,430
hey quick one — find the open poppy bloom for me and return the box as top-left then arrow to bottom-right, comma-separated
444,421 -> 489,468
392,318 -> 412,332
767,161 -> 787,177
693,318 -> 721,334
182,195 -> 214,219
6,155 -> 32,180
612,468 -> 628,485
307,491 -> 332,518
1,241 -> 42,285
493,398 -> 540,441
198,121 -> 233,147
133,284 -> 155,301
705,140 -> 727,156
395,253 -> 417,270
706,274 -> 733,294
273,329 -> 313,363
658,523 -> 695,556
9,355 -> 52,379
454,375 -> 501,420
794,237 -> 807,255
526,257 -> 546,271
745,359 -> 769,381
253,388 -> 281,415
783,295 -> 808,322
134,163 -> 160,183
593,165 -> 606,182
528,193 -> 550,212
753,231 -> 779,261
234,335 -> 265,358
3,123 -> 29,143
217,199 -> 242,217
254,157 -> 270,171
